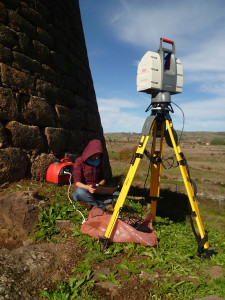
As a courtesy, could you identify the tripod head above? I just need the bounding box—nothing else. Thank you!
[137,38,183,110]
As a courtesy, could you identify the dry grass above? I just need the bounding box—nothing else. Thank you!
[106,133,225,232]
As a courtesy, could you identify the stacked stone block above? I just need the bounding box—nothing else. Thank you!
[0,0,111,183]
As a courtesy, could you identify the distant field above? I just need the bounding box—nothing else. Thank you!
[105,131,225,232]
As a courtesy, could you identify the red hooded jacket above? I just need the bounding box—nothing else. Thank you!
[73,139,105,186]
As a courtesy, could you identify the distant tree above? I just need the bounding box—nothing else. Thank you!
[210,138,225,145]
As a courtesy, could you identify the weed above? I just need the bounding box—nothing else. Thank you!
[39,269,95,299]
[27,180,225,299]
[97,270,120,286]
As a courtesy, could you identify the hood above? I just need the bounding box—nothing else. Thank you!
[81,139,103,162]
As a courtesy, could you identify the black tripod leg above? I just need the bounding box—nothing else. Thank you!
[150,121,165,221]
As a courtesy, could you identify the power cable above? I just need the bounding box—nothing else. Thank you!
[171,101,185,144]
[64,171,86,224]
[160,101,186,169]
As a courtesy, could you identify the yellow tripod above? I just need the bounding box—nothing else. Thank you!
[100,103,213,257]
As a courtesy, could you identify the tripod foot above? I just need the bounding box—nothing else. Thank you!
[200,247,217,259]
[99,236,110,251]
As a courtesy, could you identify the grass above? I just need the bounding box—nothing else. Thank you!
[37,208,225,299]
[28,185,225,299]
[4,140,225,299]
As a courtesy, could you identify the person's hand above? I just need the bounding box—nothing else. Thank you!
[87,185,96,194]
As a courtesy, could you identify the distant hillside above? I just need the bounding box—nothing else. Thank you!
[104,131,225,145]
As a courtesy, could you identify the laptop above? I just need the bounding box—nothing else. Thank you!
[94,184,119,195]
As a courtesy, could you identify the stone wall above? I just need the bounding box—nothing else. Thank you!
[0,0,111,184]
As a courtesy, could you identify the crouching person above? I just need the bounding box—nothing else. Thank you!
[73,139,115,212]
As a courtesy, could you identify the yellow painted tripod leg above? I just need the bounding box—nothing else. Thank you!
[104,133,152,239]
[150,122,165,221]
[166,120,209,249]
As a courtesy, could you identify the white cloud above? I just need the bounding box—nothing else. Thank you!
[97,97,145,132]
[180,98,225,120]
[83,0,225,133]
[108,0,225,96]
[109,0,225,52]
[172,97,225,131]
[97,96,225,133]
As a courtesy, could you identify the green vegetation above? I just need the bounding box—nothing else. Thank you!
[211,138,225,145]
[40,268,95,300]
[5,135,225,299]
[27,186,225,300]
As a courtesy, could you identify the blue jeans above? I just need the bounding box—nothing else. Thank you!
[73,188,119,211]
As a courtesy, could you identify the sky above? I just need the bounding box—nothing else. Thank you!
[79,0,225,133]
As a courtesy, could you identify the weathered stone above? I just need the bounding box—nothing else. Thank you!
[32,40,51,65]
[0,147,28,184]
[6,121,45,151]
[67,50,86,71]
[74,95,87,109]
[61,75,79,94]
[0,191,46,234]
[67,129,85,153]
[0,63,35,90]
[0,44,13,64]
[36,79,62,104]
[0,122,8,148]
[0,191,47,248]
[48,23,67,43]
[35,1,51,23]
[77,69,89,86]
[88,100,100,115]
[0,0,111,185]
[8,10,36,39]
[20,96,56,127]
[55,104,71,128]
[95,282,118,299]
[53,89,79,108]
[41,64,60,86]
[18,32,32,55]
[55,220,75,232]
[55,105,85,130]
[0,87,18,120]
[50,50,68,73]
[36,27,54,49]
[45,127,69,154]
[0,2,8,24]
[0,239,84,299]
[70,109,86,129]
[0,24,18,48]
[19,7,47,30]
[1,0,19,10]
[13,51,41,73]
[30,152,57,181]
[86,112,102,131]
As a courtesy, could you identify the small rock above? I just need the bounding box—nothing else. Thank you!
[139,270,159,281]
[55,220,75,232]
[95,281,118,298]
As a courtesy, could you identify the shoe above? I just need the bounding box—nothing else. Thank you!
[80,201,93,210]
[105,204,114,213]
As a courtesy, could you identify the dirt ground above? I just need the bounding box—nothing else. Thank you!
[0,184,162,300]
[106,139,225,205]
[0,136,224,299]
[0,179,224,299]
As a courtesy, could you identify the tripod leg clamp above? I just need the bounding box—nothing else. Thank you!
[130,153,143,165]
[150,196,160,201]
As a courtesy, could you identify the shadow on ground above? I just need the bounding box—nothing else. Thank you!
[127,186,190,222]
